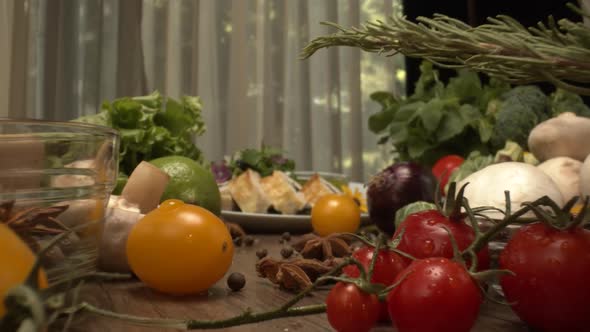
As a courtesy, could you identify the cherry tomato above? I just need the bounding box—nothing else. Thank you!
[499,222,590,332]
[311,194,361,236]
[431,155,464,194]
[387,258,482,332]
[343,245,408,321]
[0,224,47,317]
[393,210,490,270]
[126,199,234,295]
[326,282,380,332]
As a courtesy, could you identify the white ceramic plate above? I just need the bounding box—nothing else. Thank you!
[221,210,371,233]
[221,179,369,233]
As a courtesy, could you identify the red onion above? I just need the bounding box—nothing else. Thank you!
[367,161,437,234]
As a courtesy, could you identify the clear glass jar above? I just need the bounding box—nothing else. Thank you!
[0,119,119,280]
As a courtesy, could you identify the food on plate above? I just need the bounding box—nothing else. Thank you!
[311,194,361,236]
[260,171,307,214]
[528,112,590,162]
[126,199,234,295]
[228,146,295,178]
[300,174,340,206]
[228,169,272,213]
[367,161,437,235]
[221,169,350,215]
[0,223,48,317]
[149,155,221,216]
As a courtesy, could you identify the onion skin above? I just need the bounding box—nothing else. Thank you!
[367,162,437,234]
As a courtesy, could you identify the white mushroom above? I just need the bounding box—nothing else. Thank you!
[537,157,582,203]
[528,112,590,162]
[579,154,590,199]
[457,162,564,219]
[121,161,170,214]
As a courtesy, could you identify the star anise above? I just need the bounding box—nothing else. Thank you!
[225,222,247,239]
[0,200,70,251]
[256,257,336,291]
[291,233,353,261]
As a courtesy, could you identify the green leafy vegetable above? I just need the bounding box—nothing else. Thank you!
[73,91,206,176]
[549,89,590,117]
[490,86,549,149]
[229,146,295,177]
[369,61,509,166]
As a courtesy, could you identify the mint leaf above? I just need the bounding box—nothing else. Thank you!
[437,111,465,142]
[370,91,397,108]
[369,108,396,133]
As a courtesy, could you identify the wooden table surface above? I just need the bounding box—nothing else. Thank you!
[71,234,530,332]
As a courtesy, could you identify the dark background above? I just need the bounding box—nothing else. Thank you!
[402,0,583,95]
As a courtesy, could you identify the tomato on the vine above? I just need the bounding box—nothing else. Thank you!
[499,222,590,332]
[126,199,234,295]
[343,245,408,321]
[311,194,361,236]
[326,282,380,332]
[432,155,464,194]
[393,210,490,270]
[387,257,482,332]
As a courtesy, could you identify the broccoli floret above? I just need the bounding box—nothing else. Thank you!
[491,86,548,149]
[549,89,590,118]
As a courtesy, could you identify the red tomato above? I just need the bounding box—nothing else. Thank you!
[343,246,409,321]
[326,282,380,332]
[387,258,482,332]
[432,155,464,194]
[499,222,590,332]
[393,210,490,270]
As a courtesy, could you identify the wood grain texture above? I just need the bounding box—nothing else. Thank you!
[69,235,529,332]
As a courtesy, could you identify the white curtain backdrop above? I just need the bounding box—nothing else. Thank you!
[2,0,406,182]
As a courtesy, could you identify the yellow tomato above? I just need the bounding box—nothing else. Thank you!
[0,223,47,317]
[311,194,361,236]
[126,199,234,295]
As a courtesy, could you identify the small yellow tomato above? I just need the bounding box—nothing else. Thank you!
[126,199,234,295]
[311,194,361,236]
[0,224,47,317]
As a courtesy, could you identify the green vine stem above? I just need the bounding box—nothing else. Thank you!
[54,258,359,330]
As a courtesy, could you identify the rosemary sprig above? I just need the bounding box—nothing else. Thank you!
[301,3,590,95]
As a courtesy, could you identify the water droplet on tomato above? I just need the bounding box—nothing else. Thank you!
[423,239,434,255]
[427,219,437,226]
[448,276,454,283]
[428,282,437,290]
[539,237,551,246]
[560,241,570,250]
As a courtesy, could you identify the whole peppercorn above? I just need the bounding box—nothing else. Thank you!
[244,236,255,247]
[256,248,268,259]
[227,272,246,291]
[281,232,291,242]
[233,236,243,247]
[280,247,293,259]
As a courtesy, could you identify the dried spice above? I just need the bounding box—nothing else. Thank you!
[227,272,246,291]
[256,257,335,291]
[292,233,353,261]
[0,200,70,251]
[256,248,268,259]
[244,235,255,246]
[280,247,293,259]
[226,222,247,239]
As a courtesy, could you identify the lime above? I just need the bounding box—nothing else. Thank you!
[149,156,221,215]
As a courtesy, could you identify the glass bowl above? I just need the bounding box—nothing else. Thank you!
[0,119,119,277]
